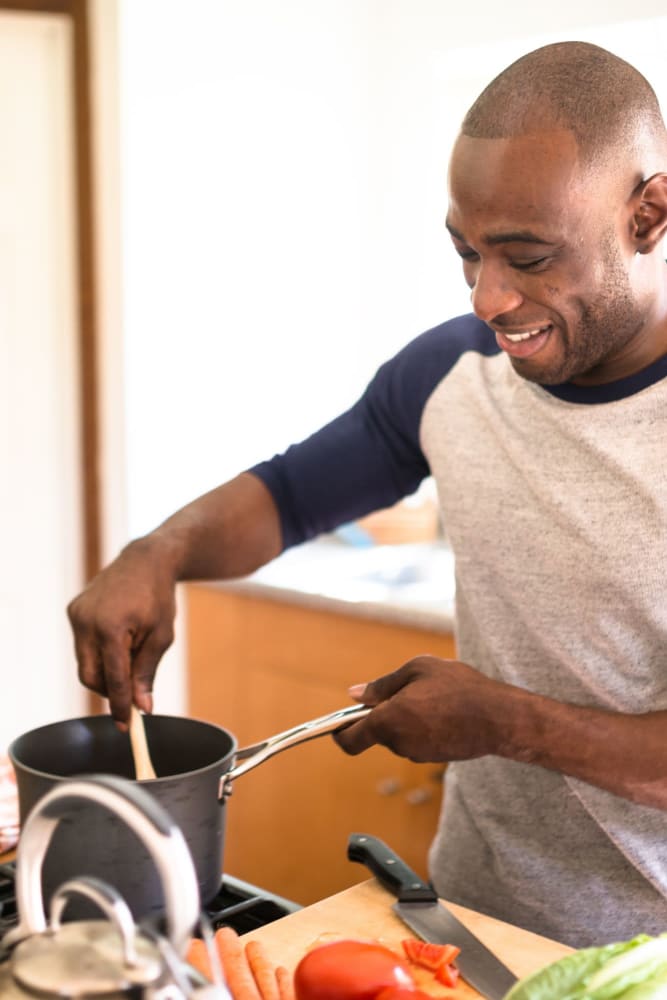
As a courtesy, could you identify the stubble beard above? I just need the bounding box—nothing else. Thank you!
[512,244,643,387]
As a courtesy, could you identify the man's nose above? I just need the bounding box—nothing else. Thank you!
[469,264,523,323]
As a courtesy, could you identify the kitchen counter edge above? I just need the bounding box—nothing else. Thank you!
[188,576,456,634]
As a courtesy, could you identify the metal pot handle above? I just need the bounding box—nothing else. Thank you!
[5,774,200,958]
[220,703,371,799]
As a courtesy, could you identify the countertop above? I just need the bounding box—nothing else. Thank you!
[242,878,571,994]
[202,536,456,633]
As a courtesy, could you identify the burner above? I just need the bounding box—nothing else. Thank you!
[0,863,299,938]
[0,864,17,935]
[203,875,301,934]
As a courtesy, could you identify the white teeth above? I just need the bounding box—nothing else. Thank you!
[504,327,547,343]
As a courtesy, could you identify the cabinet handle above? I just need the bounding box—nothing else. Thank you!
[376,777,401,796]
[405,786,434,806]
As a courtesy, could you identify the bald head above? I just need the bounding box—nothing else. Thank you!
[461,42,667,170]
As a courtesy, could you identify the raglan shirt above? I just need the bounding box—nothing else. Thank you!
[250,313,667,948]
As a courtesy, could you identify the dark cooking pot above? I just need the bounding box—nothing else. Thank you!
[8,706,369,920]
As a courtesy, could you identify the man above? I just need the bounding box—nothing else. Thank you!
[68,41,667,947]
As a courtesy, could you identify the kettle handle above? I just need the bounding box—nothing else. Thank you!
[49,876,140,966]
[6,774,200,957]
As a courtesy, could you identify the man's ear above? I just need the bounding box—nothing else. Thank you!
[633,173,667,254]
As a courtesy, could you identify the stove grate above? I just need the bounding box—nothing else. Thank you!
[0,864,300,938]
[204,874,301,934]
[0,864,17,936]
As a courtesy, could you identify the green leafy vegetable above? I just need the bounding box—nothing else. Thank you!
[504,935,667,1000]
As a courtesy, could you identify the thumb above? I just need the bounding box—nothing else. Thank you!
[348,664,412,706]
[348,682,373,704]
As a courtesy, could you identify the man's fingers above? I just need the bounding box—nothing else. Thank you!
[97,636,135,726]
[336,672,406,754]
[337,659,442,757]
[129,633,170,715]
[134,687,154,716]
[72,616,171,724]
[333,715,377,756]
[351,661,415,706]
[73,632,107,696]
[348,683,372,703]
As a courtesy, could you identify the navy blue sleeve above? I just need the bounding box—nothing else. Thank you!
[250,314,497,549]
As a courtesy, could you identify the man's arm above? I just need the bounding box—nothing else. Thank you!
[335,655,667,810]
[68,472,282,726]
[68,323,465,727]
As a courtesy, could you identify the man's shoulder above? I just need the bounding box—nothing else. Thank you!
[378,314,500,404]
[403,313,500,368]
[369,313,500,414]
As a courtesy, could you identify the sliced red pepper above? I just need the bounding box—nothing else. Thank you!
[401,939,447,970]
[435,945,460,967]
[434,963,460,989]
[400,940,461,972]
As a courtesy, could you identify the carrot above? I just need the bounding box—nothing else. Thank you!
[275,965,295,1000]
[245,939,281,1000]
[186,937,213,982]
[215,926,263,1000]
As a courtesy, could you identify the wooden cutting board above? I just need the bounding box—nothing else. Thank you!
[241,879,573,998]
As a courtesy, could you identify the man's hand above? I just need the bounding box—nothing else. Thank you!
[334,655,510,761]
[335,655,667,812]
[67,473,284,727]
[67,538,177,727]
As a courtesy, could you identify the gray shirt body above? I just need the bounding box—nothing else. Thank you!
[252,313,667,947]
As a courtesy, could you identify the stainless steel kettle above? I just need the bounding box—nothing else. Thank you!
[0,774,230,1000]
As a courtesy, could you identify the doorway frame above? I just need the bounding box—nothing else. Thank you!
[0,0,101,582]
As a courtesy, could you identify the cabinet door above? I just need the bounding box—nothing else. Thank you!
[186,584,455,904]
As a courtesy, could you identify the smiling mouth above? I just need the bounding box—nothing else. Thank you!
[494,323,553,359]
[500,324,551,342]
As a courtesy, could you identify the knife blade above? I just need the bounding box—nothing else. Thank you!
[347,833,517,1000]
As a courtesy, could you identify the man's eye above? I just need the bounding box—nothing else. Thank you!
[512,257,549,271]
[457,249,479,262]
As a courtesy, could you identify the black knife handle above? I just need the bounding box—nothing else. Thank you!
[348,833,439,903]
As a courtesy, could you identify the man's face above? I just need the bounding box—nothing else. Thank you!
[446,130,653,385]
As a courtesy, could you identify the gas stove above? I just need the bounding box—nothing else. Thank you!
[0,862,300,938]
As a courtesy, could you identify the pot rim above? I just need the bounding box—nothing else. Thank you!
[8,713,238,785]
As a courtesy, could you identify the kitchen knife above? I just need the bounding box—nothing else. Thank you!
[347,833,517,1000]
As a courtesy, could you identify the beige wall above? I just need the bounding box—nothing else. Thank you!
[0,11,86,743]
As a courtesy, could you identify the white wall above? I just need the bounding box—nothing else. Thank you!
[118,1,378,536]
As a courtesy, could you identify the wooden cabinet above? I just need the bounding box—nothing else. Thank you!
[185,583,456,905]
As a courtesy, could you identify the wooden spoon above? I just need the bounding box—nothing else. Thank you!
[129,705,157,780]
